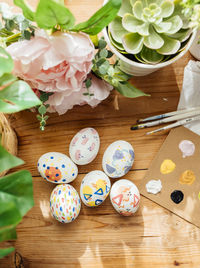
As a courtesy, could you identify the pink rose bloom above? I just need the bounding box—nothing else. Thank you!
[6,29,112,114]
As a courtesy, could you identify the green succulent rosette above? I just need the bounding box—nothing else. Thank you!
[109,0,191,64]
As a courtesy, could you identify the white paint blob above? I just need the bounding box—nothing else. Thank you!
[146,179,162,195]
[178,140,195,158]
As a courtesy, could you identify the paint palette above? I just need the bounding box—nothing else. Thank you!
[139,126,200,228]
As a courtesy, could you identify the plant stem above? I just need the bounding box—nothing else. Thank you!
[6,32,21,42]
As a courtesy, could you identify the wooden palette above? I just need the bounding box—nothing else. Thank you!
[139,126,200,228]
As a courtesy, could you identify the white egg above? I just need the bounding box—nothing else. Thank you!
[50,184,81,223]
[37,152,78,183]
[80,170,111,207]
[102,140,135,178]
[110,179,140,216]
[69,128,100,165]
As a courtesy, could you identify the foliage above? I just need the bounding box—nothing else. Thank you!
[0,31,40,259]
[14,0,122,35]
[92,37,149,98]
[36,92,53,131]
[0,2,35,47]
[0,46,41,113]
[181,0,200,28]
[0,147,34,259]
[109,0,191,64]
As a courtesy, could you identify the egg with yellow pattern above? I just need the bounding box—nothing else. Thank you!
[80,170,111,207]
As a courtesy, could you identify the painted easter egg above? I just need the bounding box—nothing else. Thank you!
[50,184,81,223]
[102,140,135,178]
[110,179,140,216]
[69,128,100,165]
[80,170,111,207]
[37,152,78,183]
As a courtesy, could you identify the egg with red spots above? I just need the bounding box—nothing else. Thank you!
[69,128,100,165]
[50,184,81,223]
[37,152,78,183]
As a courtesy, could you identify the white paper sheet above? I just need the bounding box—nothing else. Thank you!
[178,60,200,135]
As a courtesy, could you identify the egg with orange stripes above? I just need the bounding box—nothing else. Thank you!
[80,170,111,207]
[50,184,81,223]
[37,152,78,183]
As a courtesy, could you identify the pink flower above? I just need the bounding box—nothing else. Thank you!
[6,29,113,114]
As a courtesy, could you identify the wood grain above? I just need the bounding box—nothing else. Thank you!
[1,0,200,267]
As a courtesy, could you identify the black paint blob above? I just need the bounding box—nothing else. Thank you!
[170,190,184,204]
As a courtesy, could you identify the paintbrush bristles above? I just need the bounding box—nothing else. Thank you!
[131,109,200,131]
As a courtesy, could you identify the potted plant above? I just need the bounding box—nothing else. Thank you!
[181,1,200,59]
[103,0,197,76]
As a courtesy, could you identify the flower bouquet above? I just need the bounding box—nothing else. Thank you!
[0,0,148,130]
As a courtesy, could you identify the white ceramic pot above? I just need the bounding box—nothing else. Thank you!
[103,28,197,76]
[189,30,200,60]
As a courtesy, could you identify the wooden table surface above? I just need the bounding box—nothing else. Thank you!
[1,1,200,267]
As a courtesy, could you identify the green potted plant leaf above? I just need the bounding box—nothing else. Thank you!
[103,0,197,76]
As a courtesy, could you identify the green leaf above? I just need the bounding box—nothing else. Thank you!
[85,79,92,88]
[160,0,174,18]
[157,35,181,55]
[140,46,164,64]
[0,145,24,173]
[0,247,15,259]
[96,58,107,67]
[0,47,13,77]
[98,39,107,49]
[0,201,21,242]
[71,0,122,35]
[0,226,17,242]
[0,80,42,113]
[38,105,46,115]
[122,14,142,32]
[118,0,132,17]
[122,32,144,54]
[99,48,108,58]
[99,61,110,75]
[107,50,113,58]
[132,1,143,20]
[115,82,149,98]
[35,0,75,30]
[164,15,183,35]
[0,170,34,217]
[14,0,35,21]
[109,16,127,43]
[0,73,17,86]
[143,26,164,49]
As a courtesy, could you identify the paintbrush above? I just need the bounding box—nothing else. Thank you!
[131,109,200,130]
[146,115,200,135]
[137,107,200,123]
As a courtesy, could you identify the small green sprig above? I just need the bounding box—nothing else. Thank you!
[0,3,35,46]
[83,78,94,98]
[36,92,52,131]
[92,37,148,98]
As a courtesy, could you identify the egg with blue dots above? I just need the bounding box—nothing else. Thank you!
[50,184,81,223]
[69,127,100,165]
[37,152,78,183]
[80,170,111,207]
[102,141,135,178]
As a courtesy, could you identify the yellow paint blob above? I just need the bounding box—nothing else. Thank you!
[198,192,200,201]
[160,159,176,174]
[179,170,196,185]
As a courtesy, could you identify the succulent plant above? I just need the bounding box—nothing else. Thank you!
[109,0,191,64]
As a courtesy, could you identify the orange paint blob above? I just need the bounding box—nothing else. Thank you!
[45,167,62,182]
